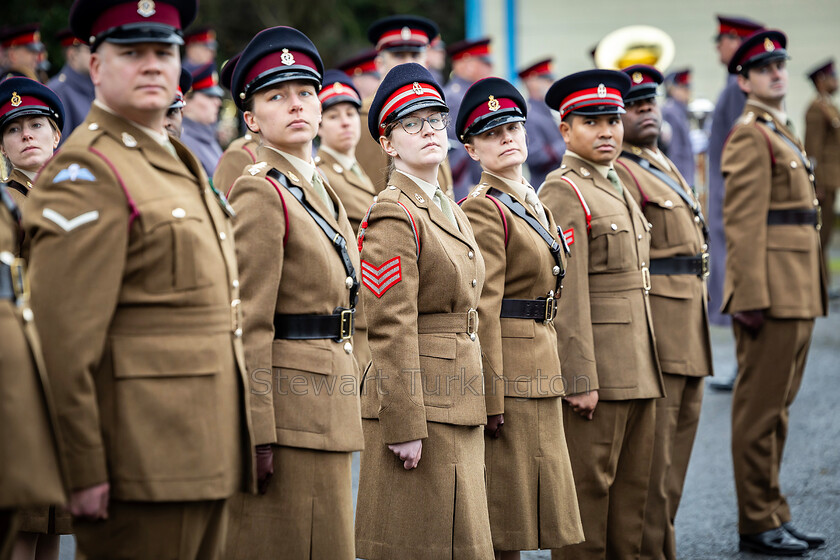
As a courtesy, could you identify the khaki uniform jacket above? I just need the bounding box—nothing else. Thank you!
[213,134,258,195]
[0,191,65,509]
[616,147,713,377]
[721,102,827,318]
[228,147,364,452]
[315,148,376,370]
[460,172,567,416]
[539,154,663,400]
[4,168,33,208]
[359,171,486,444]
[804,95,840,191]
[356,95,455,198]
[24,104,255,501]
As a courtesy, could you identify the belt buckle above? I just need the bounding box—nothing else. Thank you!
[701,252,710,278]
[339,308,355,341]
[467,308,479,337]
[543,290,557,324]
[641,266,652,292]
[11,257,29,304]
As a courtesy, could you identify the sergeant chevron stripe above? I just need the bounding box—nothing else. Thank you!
[361,257,402,298]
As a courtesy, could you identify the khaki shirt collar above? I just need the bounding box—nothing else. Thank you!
[485,171,533,200]
[749,99,788,126]
[319,145,357,172]
[643,147,672,171]
[266,146,316,182]
[93,100,171,147]
[397,170,439,201]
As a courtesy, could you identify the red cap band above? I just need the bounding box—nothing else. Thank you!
[452,43,491,61]
[91,3,180,38]
[719,22,758,38]
[2,31,40,48]
[346,59,377,76]
[319,82,360,105]
[463,97,518,132]
[244,50,319,88]
[559,86,624,119]
[1,94,49,118]
[375,28,430,51]
[192,73,218,91]
[186,30,215,45]
[60,35,85,48]
[739,37,784,67]
[378,82,443,134]
[520,61,551,80]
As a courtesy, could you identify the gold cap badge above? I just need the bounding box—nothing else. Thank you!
[764,37,775,52]
[487,95,500,111]
[412,82,423,95]
[632,72,643,84]
[597,84,607,98]
[281,48,295,66]
[137,0,156,17]
[333,82,344,94]
[401,27,412,41]
[10,92,22,108]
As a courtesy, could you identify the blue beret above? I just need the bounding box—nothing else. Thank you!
[0,77,65,134]
[456,77,526,142]
[367,62,446,141]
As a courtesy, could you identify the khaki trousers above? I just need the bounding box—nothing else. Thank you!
[732,318,814,534]
[818,188,836,284]
[552,399,656,560]
[640,375,704,560]
[73,499,228,560]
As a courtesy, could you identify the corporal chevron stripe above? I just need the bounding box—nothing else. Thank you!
[361,257,402,297]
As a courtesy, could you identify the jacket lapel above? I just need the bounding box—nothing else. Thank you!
[391,172,468,244]
[318,149,377,196]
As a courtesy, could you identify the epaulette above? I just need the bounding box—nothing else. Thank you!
[357,191,420,258]
[458,182,509,247]
[739,111,756,126]
[247,161,269,176]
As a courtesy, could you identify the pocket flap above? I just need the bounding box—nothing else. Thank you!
[112,334,219,378]
[500,317,536,338]
[590,297,631,324]
[590,216,630,237]
[418,333,457,359]
[272,340,334,375]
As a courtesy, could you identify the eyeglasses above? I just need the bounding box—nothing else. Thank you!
[397,112,449,134]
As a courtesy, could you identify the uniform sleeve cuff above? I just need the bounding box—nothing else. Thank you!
[378,406,428,444]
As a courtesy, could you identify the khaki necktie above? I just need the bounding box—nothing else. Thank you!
[607,168,624,195]
[350,162,364,179]
[434,187,458,230]
[524,187,549,228]
[311,171,336,217]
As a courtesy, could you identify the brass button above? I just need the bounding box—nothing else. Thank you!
[172,208,186,218]
[469,333,477,341]
[344,342,353,354]
[468,251,474,259]
[694,216,701,223]
[638,234,643,240]
[388,186,396,190]
[814,199,820,206]
[664,200,674,208]
[219,231,227,240]
[345,276,354,289]
[790,161,798,169]
[471,279,477,287]
[553,265,560,276]
[702,244,709,251]
[234,328,243,338]
[22,308,34,322]
[809,174,815,182]
[610,223,618,231]
[232,279,240,289]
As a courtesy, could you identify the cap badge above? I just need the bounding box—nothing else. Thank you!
[333,82,345,94]
[631,146,642,155]
[137,0,156,18]
[281,49,296,66]
[10,92,21,108]
[632,72,643,84]
[412,82,423,95]
[597,84,607,98]
[122,132,137,147]
[401,27,412,41]
[487,95,500,112]
[764,37,775,52]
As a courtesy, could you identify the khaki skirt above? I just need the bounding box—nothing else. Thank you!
[486,396,584,551]
[355,420,493,560]
[17,506,72,534]
[226,446,354,560]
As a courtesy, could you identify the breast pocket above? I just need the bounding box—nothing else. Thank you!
[645,197,693,248]
[590,216,634,272]
[138,202,214,293]
[418,333,457,408]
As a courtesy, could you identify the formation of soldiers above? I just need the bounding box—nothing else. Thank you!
[0,2,835,559]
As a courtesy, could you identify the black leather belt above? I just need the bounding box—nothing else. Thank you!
[649,253,710,277]
[0,261,14,300]
[767,208,820,228]
[273,308,355,342]
[500,293,557,323]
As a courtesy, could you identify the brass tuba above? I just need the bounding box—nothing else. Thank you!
[594,25,675,71]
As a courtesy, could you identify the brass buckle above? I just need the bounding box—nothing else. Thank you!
[543,290,557,324]
[641,266,652,292]
[11,257,29,304]
[701,252,710,278]
[467,308,479,336]
[339,308,355,341]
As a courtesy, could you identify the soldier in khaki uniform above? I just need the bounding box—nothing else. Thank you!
[613,65,713,560]
[316,70,377,369]
[0,77,70,560]
[223,27,363,560]
[354,63,493,560]
[804,59,840,291]
[0,185,66,560]
[458,77,584,558]
[22,0,255,558]
[355,16,454,198]
[722,30,828,556]
[213,53,258,195]
[538,69,664,560]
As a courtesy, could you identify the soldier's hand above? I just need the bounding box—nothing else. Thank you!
[733,310,765,334]
[564,390,599,420]
[255,444,274,495]
[68,482,110,520]
[485,414,505,438]
[388,439,423,470]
